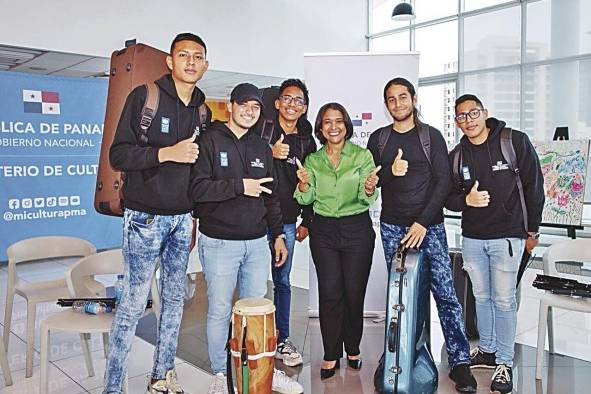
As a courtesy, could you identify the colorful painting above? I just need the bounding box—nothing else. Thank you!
[533,139,590,226]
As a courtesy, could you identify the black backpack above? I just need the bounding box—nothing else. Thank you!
[450,128,528,232]
[376,122,432,166]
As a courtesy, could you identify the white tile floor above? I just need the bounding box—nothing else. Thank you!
[1,248,590,393]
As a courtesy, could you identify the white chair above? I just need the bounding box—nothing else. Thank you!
[0,332,12,386]
[3,236,97,378]
[39,249,159,394]
[535,239,591,379]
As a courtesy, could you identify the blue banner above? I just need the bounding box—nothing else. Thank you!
[0,71,121,260]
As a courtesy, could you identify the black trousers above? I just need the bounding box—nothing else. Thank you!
[310,211,375,361]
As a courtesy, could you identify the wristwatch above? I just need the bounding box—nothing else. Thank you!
[528,232,540,240]
[276,234,286,240]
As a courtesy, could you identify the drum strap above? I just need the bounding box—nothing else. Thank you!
[230,315,277,360]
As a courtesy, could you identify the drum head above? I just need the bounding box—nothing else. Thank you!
[232,297,275,315]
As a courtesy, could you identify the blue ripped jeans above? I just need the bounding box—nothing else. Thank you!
[462,237,525,367]
[381,222,471,368]
[103,209,192,394]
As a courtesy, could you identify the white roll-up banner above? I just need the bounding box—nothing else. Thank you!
[303,52,420,315]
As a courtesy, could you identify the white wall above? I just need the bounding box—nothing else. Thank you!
[0,0,368,77]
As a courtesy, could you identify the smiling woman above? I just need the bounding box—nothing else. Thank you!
[294,102,379,379]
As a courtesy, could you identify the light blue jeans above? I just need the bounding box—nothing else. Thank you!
[462,237,525,367]
[198,233,271,374]
[103,209,192,394]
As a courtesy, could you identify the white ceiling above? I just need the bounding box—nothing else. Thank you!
[0,44,286,99]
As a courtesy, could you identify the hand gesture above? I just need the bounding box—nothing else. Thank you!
[296,225,309,242]
[295,158,309,192]
[243,177,273,197]
[364,165,382,196]
[159,132,199,163]
[274,237,288,267]
[391,149,408,176]
[465,180,490,207]
[401,222,427,249]
[272,134,290,159]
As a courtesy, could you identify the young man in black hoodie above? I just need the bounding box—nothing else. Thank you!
[265,79,316,366]
[106,33,211,394]
[190,83,303,394]
[446,94,544,394]
[367,77,477,393]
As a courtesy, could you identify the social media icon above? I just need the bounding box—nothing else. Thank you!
[34,198,45,208]
[46,197,57,207]
[70,195,81,206]
[8,199,19,209]
[22,198,33,209]
[58,196,69,207]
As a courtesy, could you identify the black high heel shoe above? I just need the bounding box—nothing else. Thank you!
[347,356,362,370]
[320,359,340,380]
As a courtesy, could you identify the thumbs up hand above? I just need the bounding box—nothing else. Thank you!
[272,134,290,159]
[295,158,310,192]
[158,132,199,163]
[465,180,490,207]
[391,148,408,176]
[364,165,382,196]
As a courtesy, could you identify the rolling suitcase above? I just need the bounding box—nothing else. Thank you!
[374,246,438,394]
[450,250,479,340]
[94,43,169,216]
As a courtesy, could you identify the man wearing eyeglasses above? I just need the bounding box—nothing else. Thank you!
[262,79,316,366]
[446,94,544,394]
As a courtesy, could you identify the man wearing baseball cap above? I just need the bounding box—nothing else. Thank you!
[190,83,302,394]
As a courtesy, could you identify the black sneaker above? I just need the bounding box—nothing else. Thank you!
[449,363,477,393]
[470,347,497,369]
[490,364,512,394]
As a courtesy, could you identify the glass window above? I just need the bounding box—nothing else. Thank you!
[526,0,591,62]
[414,0,458,23]
[463,68,521,130]
[418,82,457,148]
[415,21,458,77]
[464,0,515,12]
[463,5,521,71]
[370,31,410,52]
[371,0,412,34]
[523,59,591,141]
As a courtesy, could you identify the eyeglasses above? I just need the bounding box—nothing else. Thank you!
[455,108,484,123]
[279,95,306,107]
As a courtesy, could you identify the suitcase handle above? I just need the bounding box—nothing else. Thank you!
[387,319,398,353]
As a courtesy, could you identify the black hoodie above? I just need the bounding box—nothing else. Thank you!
[263,118,316,227]
[110,74,211,215]
[445,118,545,239]
[189,121,283,240]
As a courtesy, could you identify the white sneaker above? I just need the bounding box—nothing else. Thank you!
[208,373,228,394]
[272,369,304,394]
[147,378,168,393]
[165,369,185,393]
[276,339,304,367]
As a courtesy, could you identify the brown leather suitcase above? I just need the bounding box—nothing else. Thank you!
[94,43,169,216]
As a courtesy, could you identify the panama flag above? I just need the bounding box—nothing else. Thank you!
[22,90,61,115]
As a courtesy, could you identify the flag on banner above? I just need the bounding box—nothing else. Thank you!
[22,89,61,114]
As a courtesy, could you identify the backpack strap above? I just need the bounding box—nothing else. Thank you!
[451,144,465,191]
[195,104,208,136]
[260,119,275,145]
[500,128,529,233]
[417,123,432,166]
[139,82,160,144]
[377,126,391,160]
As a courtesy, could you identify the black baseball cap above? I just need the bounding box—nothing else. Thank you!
[230,83,263,106]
